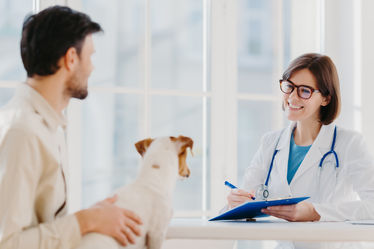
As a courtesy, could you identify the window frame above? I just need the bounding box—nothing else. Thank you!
[0,0,372,217]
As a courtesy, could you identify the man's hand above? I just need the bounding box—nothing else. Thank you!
[75,195,143,246]
[261,201,321,222]
[227,189,255,209]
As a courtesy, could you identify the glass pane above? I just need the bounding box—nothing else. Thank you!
[82,93,141,207]
[0,0,32,81]
[82,0,144,87]
[237,0,291,94]
[151,0,204,91]
[150,95,210,211]
[237,100,284,183]
[283,0,291,69]
[0,88,15,107]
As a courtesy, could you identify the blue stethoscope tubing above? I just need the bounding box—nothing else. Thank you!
[319,126,339,168]
[261,126,339,199]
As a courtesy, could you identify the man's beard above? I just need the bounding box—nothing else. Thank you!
[65,72,88,100]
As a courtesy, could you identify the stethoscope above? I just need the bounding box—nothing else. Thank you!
[256,126,339,200]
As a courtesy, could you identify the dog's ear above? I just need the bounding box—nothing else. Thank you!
[135,138,154,157]
[170,136,194,155]
[170,136,193,177]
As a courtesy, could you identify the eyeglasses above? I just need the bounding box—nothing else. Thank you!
[279,79,320,100]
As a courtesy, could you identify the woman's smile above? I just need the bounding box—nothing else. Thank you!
[287,102,304,111]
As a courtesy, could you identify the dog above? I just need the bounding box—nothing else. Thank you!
[77,135,193,249]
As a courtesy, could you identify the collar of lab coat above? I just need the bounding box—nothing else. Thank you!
[15,83,67,132]
[274,121,336,185]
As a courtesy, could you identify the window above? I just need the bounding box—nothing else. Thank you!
[237,0,290,184]
[77,0,291,218]
[1,0,371,225]
[2,1,374,248]
[0,0,33,104]
[80,0,209,214]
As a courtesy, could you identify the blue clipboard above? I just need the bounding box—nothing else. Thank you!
[209,196,310,221]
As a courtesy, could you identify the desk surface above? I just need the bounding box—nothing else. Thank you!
[166,218,374,242]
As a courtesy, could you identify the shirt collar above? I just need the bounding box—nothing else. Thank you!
[16,83,67,131]
[276,121,335,151]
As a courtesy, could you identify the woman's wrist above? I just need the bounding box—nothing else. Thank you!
[75,209,95,235]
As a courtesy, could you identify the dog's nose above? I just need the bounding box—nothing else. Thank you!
[185,168,190,178]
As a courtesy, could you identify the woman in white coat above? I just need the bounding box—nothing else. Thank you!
[227,53,374,222]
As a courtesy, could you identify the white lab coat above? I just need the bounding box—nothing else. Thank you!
[241,122,374,249]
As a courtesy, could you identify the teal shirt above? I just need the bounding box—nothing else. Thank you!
[287,133,311,184]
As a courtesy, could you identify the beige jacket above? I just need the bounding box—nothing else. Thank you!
[0,84,81,249]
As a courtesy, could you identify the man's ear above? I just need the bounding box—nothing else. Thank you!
[135,138,153,157]
[63,47,79,71]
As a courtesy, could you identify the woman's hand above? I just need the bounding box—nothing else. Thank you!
[75,195,143,246]
[261,201,321,222]
[227,189,255,209]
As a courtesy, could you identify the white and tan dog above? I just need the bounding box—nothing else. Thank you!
[77,136,193,249]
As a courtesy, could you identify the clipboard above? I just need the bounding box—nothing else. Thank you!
[209,196,310,221]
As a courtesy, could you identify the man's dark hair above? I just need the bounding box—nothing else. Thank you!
[20,5,102,77]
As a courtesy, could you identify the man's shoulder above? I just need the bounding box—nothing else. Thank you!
[0,102,45,140]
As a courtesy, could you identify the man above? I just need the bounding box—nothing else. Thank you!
[0,6,142,249]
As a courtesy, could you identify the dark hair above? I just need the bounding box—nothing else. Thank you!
[282,53,341,125]
[20,6,102,77]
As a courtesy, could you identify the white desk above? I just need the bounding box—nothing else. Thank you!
[166,218,374,242]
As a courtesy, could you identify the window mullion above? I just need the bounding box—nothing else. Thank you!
[272,0,285,130]
[209,0,238,215]
[62,0,82,212]
[143,0,151,138]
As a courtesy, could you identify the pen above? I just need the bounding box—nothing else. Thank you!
[224,181,255,200]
